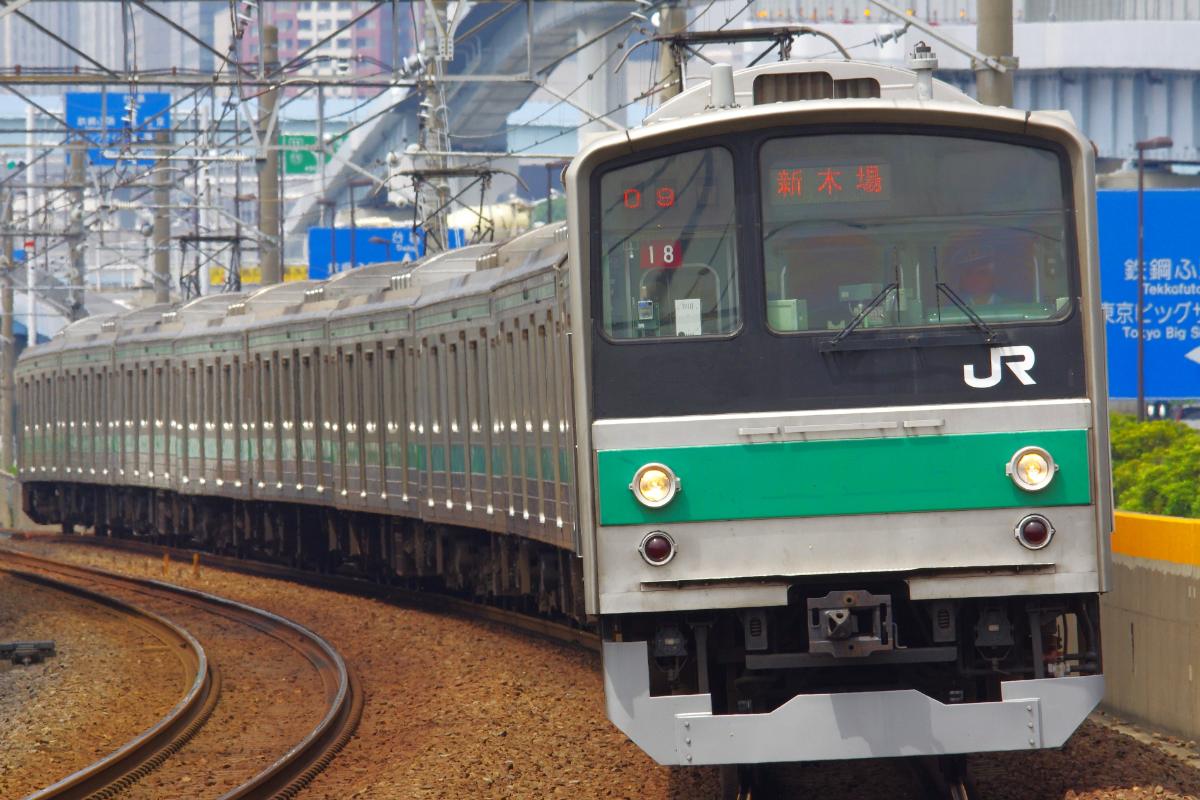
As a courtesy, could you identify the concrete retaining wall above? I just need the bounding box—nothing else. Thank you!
[1102,511,1200,737]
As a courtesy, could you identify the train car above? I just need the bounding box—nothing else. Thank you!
[17,49,1109,797]
[565,55,1109,791]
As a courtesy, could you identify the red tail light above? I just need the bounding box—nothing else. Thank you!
[1015,514,1054,550]
[639,531,676,565]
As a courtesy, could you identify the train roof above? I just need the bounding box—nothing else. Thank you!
[643,59,976,126]
[29,220,569,360]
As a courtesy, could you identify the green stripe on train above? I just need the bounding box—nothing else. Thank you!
[596,429,1092,526]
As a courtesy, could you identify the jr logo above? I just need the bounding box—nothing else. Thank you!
[963,345,1037,389]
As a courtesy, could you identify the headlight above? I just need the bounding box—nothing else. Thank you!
[630,463,679,508]
[1006,446,1056,492]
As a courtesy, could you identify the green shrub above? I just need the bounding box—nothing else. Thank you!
[1109,413,1200,517]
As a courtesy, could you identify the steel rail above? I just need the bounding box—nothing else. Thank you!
[0,561,217,800]
[11,531,601,654]
[0,547,362,800]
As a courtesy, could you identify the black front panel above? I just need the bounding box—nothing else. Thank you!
[591,316,1085,417]
[589,125,1087,419]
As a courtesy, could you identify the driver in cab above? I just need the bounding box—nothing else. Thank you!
[953,244,1003,306]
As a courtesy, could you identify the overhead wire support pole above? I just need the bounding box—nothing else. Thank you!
[67,138,87,320]
[257,24,282,286]
[657,3,687,101]
[1,192,13,474]
[23,103,35,347]
[152,130,172,304]
[975,0,1017,106]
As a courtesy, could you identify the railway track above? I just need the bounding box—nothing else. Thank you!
[7,533,989,800]
[0,547,362,800]
[1,568,216,800]
[7,531,600,654]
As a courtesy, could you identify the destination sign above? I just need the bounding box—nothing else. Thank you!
[764,162,891,205]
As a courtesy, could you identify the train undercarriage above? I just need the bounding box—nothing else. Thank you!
[23,480,587,623]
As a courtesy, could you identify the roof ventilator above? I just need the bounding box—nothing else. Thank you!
[390,273,412,291]
[304,287,325,302]
[476,251,499,271]
[752,71,879,103]
[227,301,247,316]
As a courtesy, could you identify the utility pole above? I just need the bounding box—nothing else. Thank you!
[24,104,36,346]
[1136,136,1174,422]
[67,138,87,320]
[1,195,14,472]
[975,0,1016,106]
[420,2,451,254]
[657,4,687,101]
[152,130,172,304]
[257,24,282,286]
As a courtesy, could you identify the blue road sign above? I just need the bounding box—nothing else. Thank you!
[1098,189,1200,399]
[307,226,467,279]
[64,92,171,166]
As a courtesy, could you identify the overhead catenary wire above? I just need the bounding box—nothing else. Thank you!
[4,0,773,300]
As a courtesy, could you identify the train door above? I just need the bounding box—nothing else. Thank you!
[181,363,194,487]
[240,356,254,491]
[217,359,233,485]
[363,343,384,503]
[335,347,354,500]
[403,340,419,504]
[465,332,487,523]
[515,321,537,534]
[418,339,435,506]
[319,349,337,495]
[446,335,465,514]
[298,349,317,493]
[166,363,179,484]
[66,370,77,475]
[202,361,216,486]
[231,354,245,490]
[93,368,106,480]
[154,363,167,482]
[138,364,151,480]
[382,342,404,507]
[261,354,279,491]
[491,326,514,524]
[279,351,298,493]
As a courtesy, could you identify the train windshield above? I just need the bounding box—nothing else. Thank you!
[597,147,740,340]
[760,134,1072,335]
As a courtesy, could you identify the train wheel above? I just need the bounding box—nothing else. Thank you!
[718,765,755,800]
[911,755,980,800]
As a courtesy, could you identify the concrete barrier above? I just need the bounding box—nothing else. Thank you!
[1102,510,1200,737]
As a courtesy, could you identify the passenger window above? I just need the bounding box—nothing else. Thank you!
[598,147,739,339]
[760,134,1072,333]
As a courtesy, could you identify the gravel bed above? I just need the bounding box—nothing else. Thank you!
[0,571,183,798]
[8,537,1200,800]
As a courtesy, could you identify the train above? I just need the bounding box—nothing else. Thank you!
[18,49,1110,797]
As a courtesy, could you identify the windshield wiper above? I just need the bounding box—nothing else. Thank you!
[828,282,898,346]
[935,282,999,342]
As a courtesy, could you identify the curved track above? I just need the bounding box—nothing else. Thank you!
[19,532,600,654]
[0,548,362,800]
[0,566,216,800]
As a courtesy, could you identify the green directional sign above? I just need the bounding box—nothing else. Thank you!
[280,133,322,175]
